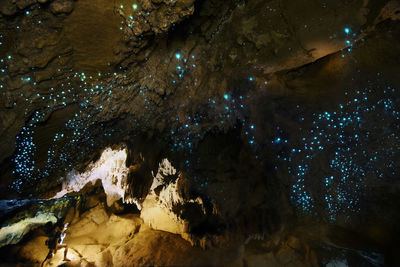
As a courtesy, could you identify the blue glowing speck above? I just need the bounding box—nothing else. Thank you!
[273,137,281,144]
[223,94,229,100]
[344,28,350,34]
[175,53,181,60]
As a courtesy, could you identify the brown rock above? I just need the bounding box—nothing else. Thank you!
[140,0,153,10]
[0,110,16,129]
[309,249,318,267]
[0,1,17,16]
[286,235,302,251]
[16,0,36,10]
[50,0,74,14]
[4,92,14,108]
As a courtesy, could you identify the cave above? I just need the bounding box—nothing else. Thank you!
[0,0,400,266]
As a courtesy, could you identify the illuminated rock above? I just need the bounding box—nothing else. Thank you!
[0,0,400,264]
[141,158,204,240]
[54,147,131,207]
[0,212,57,248]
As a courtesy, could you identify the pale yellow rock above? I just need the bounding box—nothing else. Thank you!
[140,196,188,235]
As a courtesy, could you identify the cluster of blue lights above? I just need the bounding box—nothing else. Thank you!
[9,66,121,191]
[341,27,359,57]
[5,9,397,229]
[11,111,48,191]
[276,83,400,220]
[168,88,258,157]
[12,126,36,190]
[171,53,196,84]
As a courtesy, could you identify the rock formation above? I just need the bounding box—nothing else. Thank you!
[0,0,400,266]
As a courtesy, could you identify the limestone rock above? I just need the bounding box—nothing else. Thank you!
[53,147,131,207]
[140,158,206,242]
[0,212,57,248]
[0,0,399,265]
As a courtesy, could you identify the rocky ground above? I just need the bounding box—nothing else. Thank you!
[0,191,384,267]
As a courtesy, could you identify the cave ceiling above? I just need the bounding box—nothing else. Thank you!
[1,0,400,265]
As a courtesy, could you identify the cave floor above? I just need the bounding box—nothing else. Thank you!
[0,201,383,267]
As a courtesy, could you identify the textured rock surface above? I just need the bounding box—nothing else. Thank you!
[0,0,400,265]
[49,0,74,15]
[0,201,385,266]
[140,158,207,241]
[0,196,78,247]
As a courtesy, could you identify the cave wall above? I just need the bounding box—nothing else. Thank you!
[1,0,400,265]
